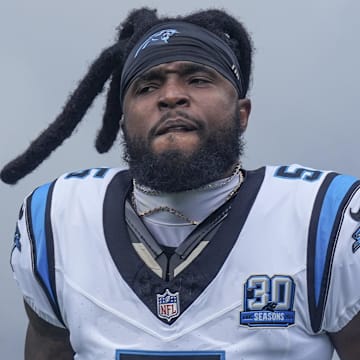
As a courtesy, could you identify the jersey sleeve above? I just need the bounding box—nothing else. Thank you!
[321,181,360,333]
[10,182,65,328]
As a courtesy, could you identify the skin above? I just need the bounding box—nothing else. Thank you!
[24,61,360,359]
[329,312,360,359]
[24,302,73,359]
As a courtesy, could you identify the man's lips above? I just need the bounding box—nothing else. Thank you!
[154,118,199,136]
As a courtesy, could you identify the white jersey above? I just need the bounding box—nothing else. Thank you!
[11,164,360,360]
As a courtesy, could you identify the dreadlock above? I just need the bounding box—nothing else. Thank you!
[0,8,253,184]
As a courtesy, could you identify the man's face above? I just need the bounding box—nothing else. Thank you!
[122,61,250,191]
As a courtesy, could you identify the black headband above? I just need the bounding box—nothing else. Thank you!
[120,21,244,105]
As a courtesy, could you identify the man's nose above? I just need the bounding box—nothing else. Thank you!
[158,82,190,110]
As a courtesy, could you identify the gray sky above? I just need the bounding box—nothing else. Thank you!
[1,1,359,358]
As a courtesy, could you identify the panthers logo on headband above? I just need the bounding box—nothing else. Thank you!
[240,275,296,328]
[134,29,179,58]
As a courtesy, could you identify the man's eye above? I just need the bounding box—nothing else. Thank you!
[136,84,157,94]
[189,77,210,85]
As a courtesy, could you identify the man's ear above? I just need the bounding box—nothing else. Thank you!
[238,98,251,131]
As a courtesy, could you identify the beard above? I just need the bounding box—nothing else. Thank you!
[122,109,245,193]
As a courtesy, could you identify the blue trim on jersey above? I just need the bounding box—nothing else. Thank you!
[30,183,56,303]
[314,174,358,305]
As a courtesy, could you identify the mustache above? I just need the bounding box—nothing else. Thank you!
[149,111,203,138]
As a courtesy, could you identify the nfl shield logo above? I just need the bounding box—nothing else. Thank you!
[157,289,180,321]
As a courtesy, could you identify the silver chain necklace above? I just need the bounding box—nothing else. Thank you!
[131,166,244,225]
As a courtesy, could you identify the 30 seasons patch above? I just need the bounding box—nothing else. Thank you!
[240,275,296,327]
